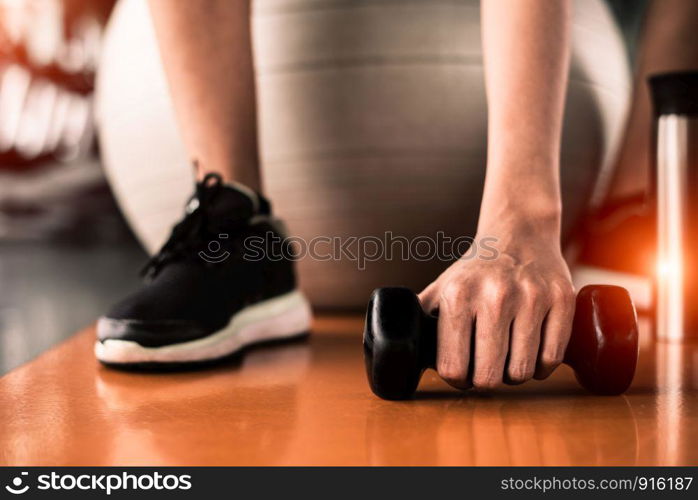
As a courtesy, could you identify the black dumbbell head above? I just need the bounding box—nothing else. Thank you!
[363,287,426,400]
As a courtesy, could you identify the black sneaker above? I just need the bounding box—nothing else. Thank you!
[96,173,312,367]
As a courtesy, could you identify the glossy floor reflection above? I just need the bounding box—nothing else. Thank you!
[0,316,696,465]
[0,241,145,374]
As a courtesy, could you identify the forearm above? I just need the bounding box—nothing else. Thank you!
[420,1,575,389]
[479,0,571,235]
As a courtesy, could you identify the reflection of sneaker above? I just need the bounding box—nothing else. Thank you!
[96,173,312,368]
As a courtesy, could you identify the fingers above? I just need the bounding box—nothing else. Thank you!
[435,282,474,390]
[436,278,516,391]
[417,281,439,315]
[505,299,545,385]
[432,273,574,391]
[534,282,576,380]
[472,282,514,389]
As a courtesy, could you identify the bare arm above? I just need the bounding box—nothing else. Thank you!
[480,0,570,226]
[420,0,575,389]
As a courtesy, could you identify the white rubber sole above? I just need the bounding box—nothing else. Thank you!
[95,290,312,364]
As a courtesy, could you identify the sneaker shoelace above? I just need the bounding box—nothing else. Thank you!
[141,173,235,279]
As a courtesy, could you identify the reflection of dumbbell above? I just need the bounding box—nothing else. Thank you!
[364,285,638,400]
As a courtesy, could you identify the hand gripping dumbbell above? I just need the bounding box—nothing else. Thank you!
[363,285,638,400]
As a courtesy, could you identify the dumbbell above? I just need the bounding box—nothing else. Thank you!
[363,285,638,400]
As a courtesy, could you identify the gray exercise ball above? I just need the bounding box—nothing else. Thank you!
[96,0,630,309]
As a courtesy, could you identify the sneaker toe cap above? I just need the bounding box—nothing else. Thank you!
[97,317,211,347]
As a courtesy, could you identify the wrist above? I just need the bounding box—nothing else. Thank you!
[476,202,562,250]
[482,158,561,218]
[479,188,561,228]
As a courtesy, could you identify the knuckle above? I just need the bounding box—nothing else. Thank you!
[473,369,502,390]
[520,276,542,294]
[550,280,575,305]
[437,361,470,389]
[507,362,535,383]
[483,280,517,314]
[539,350,564,369]
[520,279,548,306]
[440,280,467,308]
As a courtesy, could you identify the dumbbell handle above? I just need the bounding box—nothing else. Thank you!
[364,285,639,398]
[416,308,628,391]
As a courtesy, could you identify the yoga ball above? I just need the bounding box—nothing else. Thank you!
[96,0,630,308]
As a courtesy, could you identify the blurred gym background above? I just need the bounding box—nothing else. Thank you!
[0,0,144,374]
[0,0,648,374]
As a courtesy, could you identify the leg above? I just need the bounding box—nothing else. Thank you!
[97,1,311,367]
[148,0,261,190]
[606,0,698,200]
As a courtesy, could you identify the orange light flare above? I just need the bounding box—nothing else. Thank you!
[655,250,685,342]
[656,257,683,282]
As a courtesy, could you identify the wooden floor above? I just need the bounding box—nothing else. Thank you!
[1,315,696,466]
